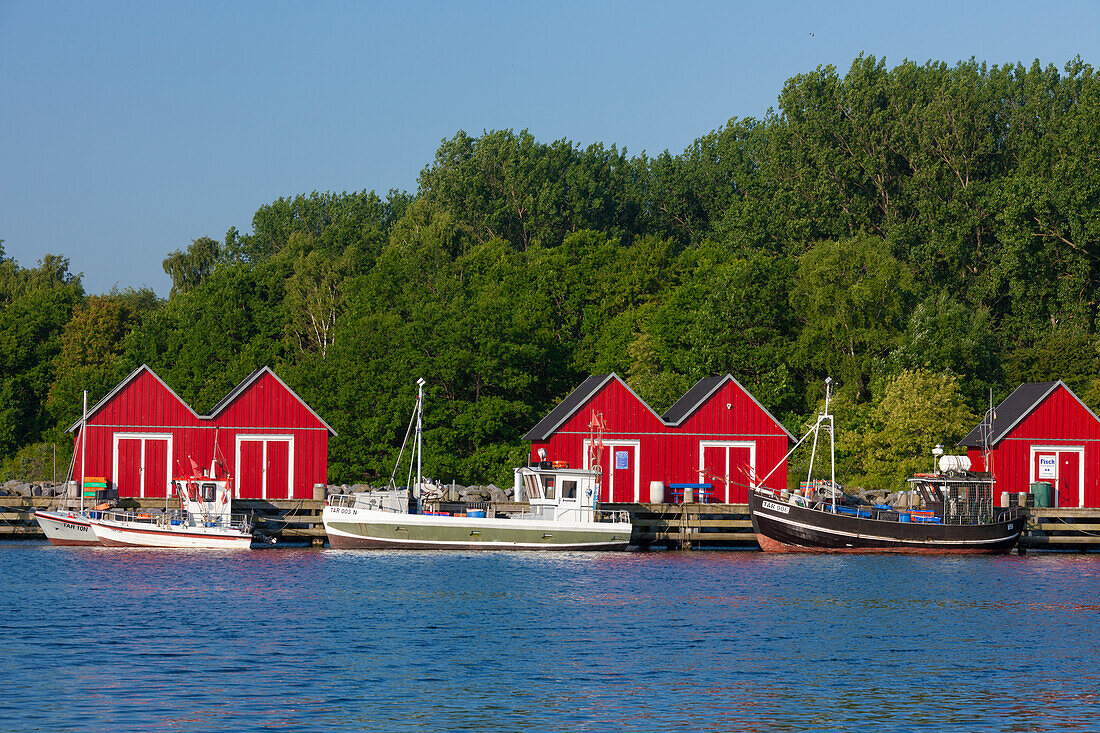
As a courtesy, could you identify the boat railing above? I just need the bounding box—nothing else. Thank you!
[327,492,410,513]
[96,508,250,528]
[98,509,179,524]
[326,494,356,509]
[595,508,631,524]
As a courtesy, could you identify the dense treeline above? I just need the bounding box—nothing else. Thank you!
[4,55,1100,490]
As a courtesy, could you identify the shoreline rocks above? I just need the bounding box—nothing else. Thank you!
[1,480,72,498]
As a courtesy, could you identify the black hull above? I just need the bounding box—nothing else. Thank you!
[749,491,1026,554]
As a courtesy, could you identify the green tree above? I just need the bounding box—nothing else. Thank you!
[0,254,84,458]
[163,236,222,297]
[848,370,978,490]
[46,293,151,427]
[790,234,914,400]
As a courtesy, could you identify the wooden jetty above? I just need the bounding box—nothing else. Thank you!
[5,496,1100,552]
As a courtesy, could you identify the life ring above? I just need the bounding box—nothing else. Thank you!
[93,503,110,511]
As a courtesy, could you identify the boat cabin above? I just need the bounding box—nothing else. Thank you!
[172,477,233,523]
[514,466,600,522]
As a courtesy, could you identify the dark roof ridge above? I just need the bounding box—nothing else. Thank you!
[958,380,1094,448]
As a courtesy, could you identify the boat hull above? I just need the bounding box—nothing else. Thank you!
[323,506,632,551]
[749,491,1026,555]
[89,518,253,549]
[34,511,101,546]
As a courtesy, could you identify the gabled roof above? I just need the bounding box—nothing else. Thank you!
[524,372,795,442]
[67,364,337,436]
[208,365,337,435]
[67,364,200,432]
[662,374,796,441]
[662,376,725,424]
[522,373,663,441]
[959,380,1098,448]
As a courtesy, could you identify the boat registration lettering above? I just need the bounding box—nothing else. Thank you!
[761,500,791,515]
[329,506,358,515]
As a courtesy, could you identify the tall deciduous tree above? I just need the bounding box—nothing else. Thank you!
[790,234,914,400]
[846,370,978,490]
[163,236,222,297]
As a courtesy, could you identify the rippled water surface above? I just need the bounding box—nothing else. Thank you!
[3,546,1100,731]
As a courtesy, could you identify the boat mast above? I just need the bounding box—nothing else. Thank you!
[415,377,425,506]
[825,377,836,513]
[80,390,87,513]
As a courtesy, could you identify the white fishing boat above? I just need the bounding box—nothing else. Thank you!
[34,507,102,546]
[88,468,254,549]
[323,379,633,550]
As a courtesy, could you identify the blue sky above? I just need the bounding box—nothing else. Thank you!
[2,0,1097,296]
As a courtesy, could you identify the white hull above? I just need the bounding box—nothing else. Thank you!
[323,505,632,550]
[90,517,253,549]
[34,511,101,546]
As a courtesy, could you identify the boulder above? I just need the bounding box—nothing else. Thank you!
[460,486,490,502]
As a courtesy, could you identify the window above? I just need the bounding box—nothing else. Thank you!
[524,473,542,500]
[542,476,556,499]
[561,480,577,499]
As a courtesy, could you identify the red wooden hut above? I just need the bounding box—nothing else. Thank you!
[959,381,1100,508]
[523,374,794,503]
[68,365,335,500]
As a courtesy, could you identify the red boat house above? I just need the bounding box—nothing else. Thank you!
[523,374,794,503]
[960,381,1100,508]
[69,365,335,500]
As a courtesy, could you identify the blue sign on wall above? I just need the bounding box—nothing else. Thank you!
[615,450,629,470]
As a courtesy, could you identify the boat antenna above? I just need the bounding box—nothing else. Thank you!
[80,390,87,513]
[990,385,998,477]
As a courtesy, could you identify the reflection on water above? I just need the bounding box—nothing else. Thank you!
[3,546,1100,731]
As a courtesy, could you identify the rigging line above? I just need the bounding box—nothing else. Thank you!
[258,498,305,533]
[756,417,823,489]
[1048,514,1100,538]
[390,394,419,490]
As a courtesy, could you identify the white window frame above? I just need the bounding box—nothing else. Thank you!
[582,439,641,502]
[235,434,295,499]
[111,432,173,499]
[698,440,757,503]
[1029,445,1085,508]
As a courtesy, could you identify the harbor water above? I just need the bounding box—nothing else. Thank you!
[3,546,1100,731]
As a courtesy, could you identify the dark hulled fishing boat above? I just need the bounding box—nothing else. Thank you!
[749,379,1027,554]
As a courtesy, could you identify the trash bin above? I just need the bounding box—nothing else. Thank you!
[649,481,665,504]
[1030,481,1053,508]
